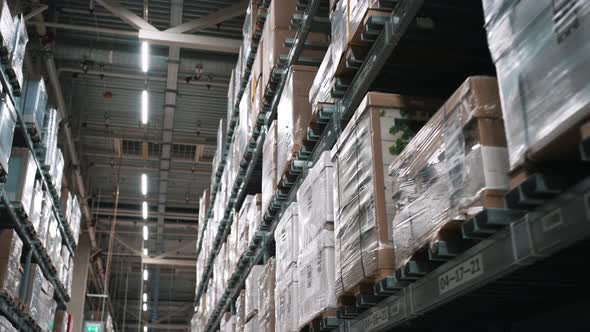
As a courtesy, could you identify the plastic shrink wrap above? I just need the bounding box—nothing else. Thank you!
[0,0,15,55]
[274,265,298,332]
[251,37,264,127]
[70,195,81,245]
[262,121,277,214]
[246,194,262,248]
[51,148,64,194]
[245,264,263,319]
[26,265,56,331]
[309,43,336,107]
[6,147,36,218]
[258,258,275,332]
[237,196,252,257]
[331,92,439,297]
[0,98,16,175]
[237,77,252,163]
[29,179,44,234]
[38,190,51,248]
[276,65,318,177]
[274,202,298,277]
[297,230,336,327]
[40,108,58,171]
[389,76,509,268]
[228,69,235,127]
[241,0,261,74]
[236,290,246,332]
[221,315,236,332]
[21,79,47,136]
[0,316,17,332]
[199,190,210,243]
[212,119,225,187]
[297,151,334,247]
[483,0,590,170]
[228,213,239,277]
[243,316,259,332]
[0,229,23,300]
[7,15,27,92]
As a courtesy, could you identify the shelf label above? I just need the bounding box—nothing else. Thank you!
[438,254,484,294]
[355,300,402,331]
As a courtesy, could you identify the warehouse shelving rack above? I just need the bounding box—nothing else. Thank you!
[0,48,74,329]
[195,0,590,331]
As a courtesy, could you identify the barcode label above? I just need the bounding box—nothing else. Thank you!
[439,254,484,294]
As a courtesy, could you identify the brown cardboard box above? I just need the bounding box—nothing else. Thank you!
[276,65,318,176]
[332,92,440,297]
[251,37,264,127]
[389,77,509,271]
[261,19,330,95]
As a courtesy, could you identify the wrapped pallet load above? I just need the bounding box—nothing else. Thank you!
[0,97,17,176]
[483,0,590,171]
[236,290,246,332]
[389,76,509,268]
[274,203,299,332]
[296,151,336,327]
[276,65,318,177]
[251,36,264,127]
[258,258,275,332]
[6,147,37,218]
[21,79,48,138]
[261,0,329,93]
[332,92,439,297]
[262,121,278,214]
[25,265,57,331]
[245,265,263,323]
[0,229,23,300]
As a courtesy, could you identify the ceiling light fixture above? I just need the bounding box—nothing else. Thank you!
[143,293,147,302]
[143,326,148,332]
[143,248,148,256]
[142,202,148,220]
[142,302,147,312]
[141,90,149,125]
[141,41,149,73]
[141,173,148,196]
[143,269,148,281]
[142,225,149,240]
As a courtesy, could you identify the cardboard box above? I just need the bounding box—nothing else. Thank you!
[0,229,22,300]
[484,0,590,170]
[0,99,16,175]
[236,290,246,331]
[296,151,334,249]
[262,121,277,214]
[251,37,264,128]
[245,265,263,319]
[309,44,336,107]
[6,147,36,218]
[247,194,262,246]
[331,92,440,297]
[244,316,259,332]
[389,77,508,269]
[274,266,298,332]
[274,202,298,277]
[276,65,318,176]
[21,79,47,136]
[258,258,275,332]
[297,230,336,328]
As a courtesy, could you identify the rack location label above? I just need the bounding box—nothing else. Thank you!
[439,254,484,294]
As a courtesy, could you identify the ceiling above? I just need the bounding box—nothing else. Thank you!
[21,0,242,330]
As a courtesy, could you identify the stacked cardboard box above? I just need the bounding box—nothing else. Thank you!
[0,229,23,300]
[212,119,225,187]
[296,152,337,327]
[237,196,251,257]
[220,315,236,332]
[0,0,16,57]
[390,77,509,268]
[483,0,590,170]
[236,290,246,332]
[331,92,439,297]
[244,265,263,325]
[6,14,27,92]
[258,258,275,332]
[262,121,277,214]
[21,79,48,138]
[0,98,16,175]
[276,65,318,177]
[6,147,36,217]
[25,265,57,331]
[274,203,299,332]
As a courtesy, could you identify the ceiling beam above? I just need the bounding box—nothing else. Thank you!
[152,303,193,324]
[114,235,142,255]
[139,29,240,54]
[152,239,196,260]
[95,0,158,31]
[24,5,48,21]
[142,257,195,267]
[165,0,248,34]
